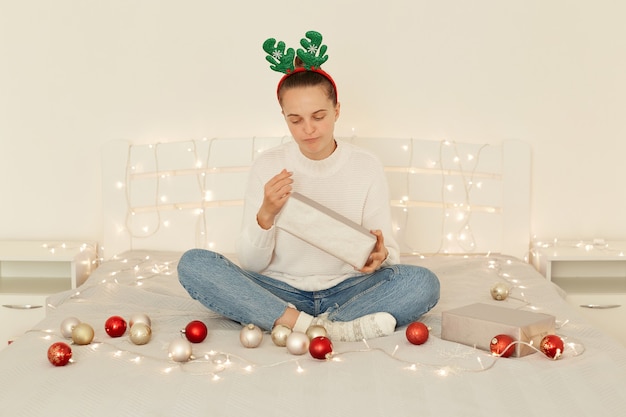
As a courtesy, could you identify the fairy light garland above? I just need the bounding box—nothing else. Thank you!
[33,326,584,380]
[39,241,100,267]
[485,256,576,337]
[388,139,501,256]
[117,137,505,256]
[125,143,161,240]
[531,238,626,258]
[122,137,294,251]
[35,253,584,379]
[437,140,491,254]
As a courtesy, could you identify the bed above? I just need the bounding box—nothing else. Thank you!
[1,137,625,417]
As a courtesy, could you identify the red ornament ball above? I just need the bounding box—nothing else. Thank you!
[184,320,208,343]
[540,334,564,359]
[309,336,333,360]
[490,334,516,358]
[104,315,127,338]
[405,321,429,345]
[47,342,72,366]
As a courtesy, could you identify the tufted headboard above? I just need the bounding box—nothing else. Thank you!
[101,137,530,259]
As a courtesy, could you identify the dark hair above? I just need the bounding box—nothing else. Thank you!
[277,70,338,106]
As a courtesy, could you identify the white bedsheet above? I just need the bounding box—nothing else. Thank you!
[0,251,625,417]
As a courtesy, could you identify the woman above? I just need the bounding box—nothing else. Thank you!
[178,31,439,342]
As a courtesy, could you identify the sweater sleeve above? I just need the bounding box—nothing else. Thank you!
[236,163,277,272]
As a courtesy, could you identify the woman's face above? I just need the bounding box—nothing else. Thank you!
[281,85,340,161]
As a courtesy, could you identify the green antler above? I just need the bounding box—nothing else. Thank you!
[297,30,328,70]
[262,38,296,74]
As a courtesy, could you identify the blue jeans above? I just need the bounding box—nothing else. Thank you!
[177,249,440,331]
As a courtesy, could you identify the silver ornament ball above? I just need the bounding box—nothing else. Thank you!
[129,313,151,328]
[286,331,310,355]
[240,324,264,348]
[168,338,193,362]
[60,317,81,338]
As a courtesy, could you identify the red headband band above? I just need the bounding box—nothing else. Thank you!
[276,67,338,101]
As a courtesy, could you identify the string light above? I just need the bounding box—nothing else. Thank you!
[379,139,502,255]
[119,137,295,252]
[116,137,505,257]
[530,238,626,258]
[31,253,585,382]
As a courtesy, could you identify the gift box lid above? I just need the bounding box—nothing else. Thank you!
[275,192,376,268]
[443,303,555,327]
[281,192,375,235]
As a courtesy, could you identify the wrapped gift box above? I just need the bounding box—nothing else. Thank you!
[275,192,376,269]
[441,303,556,357]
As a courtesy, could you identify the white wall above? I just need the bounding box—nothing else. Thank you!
[1,0,625,245]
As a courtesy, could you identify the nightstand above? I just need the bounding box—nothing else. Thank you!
[0,241,98,348]
[531,240,626,346]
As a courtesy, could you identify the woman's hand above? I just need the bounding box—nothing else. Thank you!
[256,169,293,229]
[358,229,389,274]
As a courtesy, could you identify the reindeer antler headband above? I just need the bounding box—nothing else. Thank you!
[263,30,337,100]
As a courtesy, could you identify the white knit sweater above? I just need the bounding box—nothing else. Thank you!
[237,140,399,291]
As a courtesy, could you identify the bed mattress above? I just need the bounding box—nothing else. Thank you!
[0,251,625,416]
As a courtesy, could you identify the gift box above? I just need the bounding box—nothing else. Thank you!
[275,192,376,269]
[441,303,556,357]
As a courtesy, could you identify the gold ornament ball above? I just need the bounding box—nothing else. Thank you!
[129,322,152,345]
[490,282,510,301]
[71,323,95,345]
[271,324,292,347]
[306,324,328,340]
[60,317,81,338]
[286,331,310,355]
[168,339,193,362]
[240,324,264,348]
